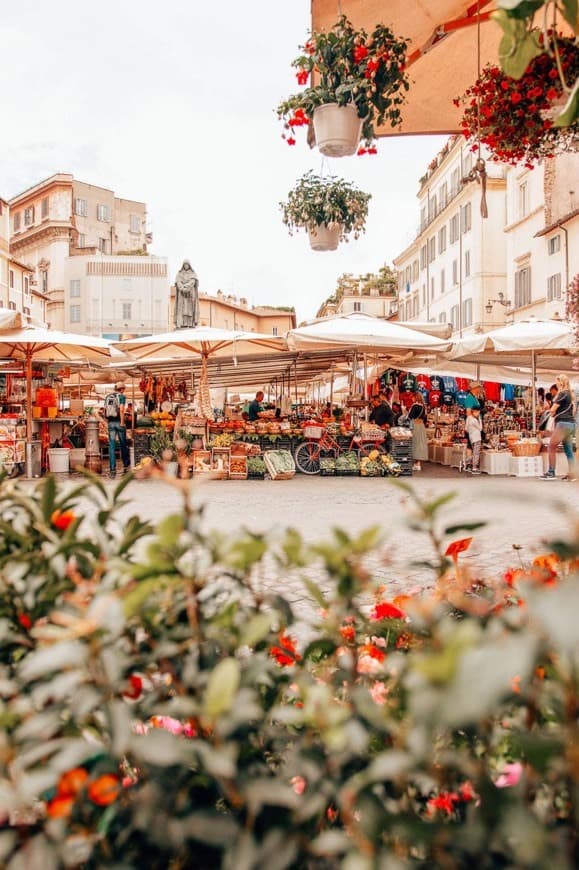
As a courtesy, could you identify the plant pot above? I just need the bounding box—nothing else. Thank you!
[308,224,341,252]
[313,103,362,157]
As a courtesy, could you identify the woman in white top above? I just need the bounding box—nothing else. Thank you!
[465,407,483,474]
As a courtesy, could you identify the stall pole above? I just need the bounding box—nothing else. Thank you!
[24,349,34,478]
[329,367,334,409]
[363,353,368,420]
[531,350,537,432]
[294,361,298,407]
[130,377,136,468]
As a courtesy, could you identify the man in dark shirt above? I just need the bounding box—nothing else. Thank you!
[248,391,264,422]
[369,394,395,428]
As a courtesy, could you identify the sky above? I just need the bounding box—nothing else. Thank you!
[0,0,447,323]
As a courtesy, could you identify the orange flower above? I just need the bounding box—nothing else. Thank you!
[51,509,76,531]
[87,774,121,806]
[511,674,521,694]
[532,553,561,572]
[269,632,301,667]
[46,794,75,818]
[444,537,473,561]
[57,767,89,797]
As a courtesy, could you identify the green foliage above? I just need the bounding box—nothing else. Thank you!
[1,477,579,868]
[148,425,176,461]
[280,172,371,241]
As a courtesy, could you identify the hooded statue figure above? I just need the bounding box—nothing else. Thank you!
[174,260,200,329]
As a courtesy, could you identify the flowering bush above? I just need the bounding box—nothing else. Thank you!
[277,14,409,149]
[566,273,579,342]
[280,171,371,241]
[2,475,579,867]
[456,38,579,166]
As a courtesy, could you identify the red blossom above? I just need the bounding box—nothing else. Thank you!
[270,632,301,666]
[18,613,32,630]
[287,137,296,146]
[339,624,356,643]
[296,69,309,85]
[357,147,367,155]
[427,792,458,815]
[51,509,76,531]
[370,601,406,621]
[353,45,369,63]
[445,537,473,561]
[122,674,144,700]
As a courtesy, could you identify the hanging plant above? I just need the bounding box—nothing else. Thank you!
[280,172,371,246]
[565,274,579,343]
[456,38,579,167]
[276,14,409,152]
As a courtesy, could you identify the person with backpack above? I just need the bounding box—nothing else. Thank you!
[104,381,130,479]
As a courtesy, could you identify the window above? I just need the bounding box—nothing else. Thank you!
[24,276,29,295]
[439,182,448,211]
[428,236,436,264]
[429,196,437,220]
[547,273,562,301]
[440,268,445,293]
[518,181,528,218]
[98,237,109,253]
[77,233,86,248]
[272,326,278,336]
[74,197,88,216]
[70,304,81,323]
[405,265,412,285]
[398,272,405,292]
[41,197,49,219]
[461,202,472,234]
[422,284,426,306]
[438,225,447,254]
[70,279,81,298]
[8,301,16,311]
[130,214,141,234]
[412,259,419,281]
[430,276,435,299]
[464,250,471,278]
[548,234,561,255]
[450,304,460,328]
[23,206,35,226]
[449,213,459,243]
[13,212,20,232]
[463,152,472,176]
[462,298,473,327]
[41,271,48,293]
[420,244,427,270]
[353,301,362,312]
[450,166,460,196]
[97,204,110,222]
[413,295,419,317]
[420,206,427,231]
[514,266,532,308]
[122,302,132,320]
[439,311,447,323]
[9,269,14,289]
[452,259,458,285]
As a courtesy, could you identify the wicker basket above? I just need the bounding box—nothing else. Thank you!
[511,440,542,457]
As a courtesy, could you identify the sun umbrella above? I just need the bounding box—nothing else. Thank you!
[0,327,112,475]
[287,313,451,353]
[449,318,578,428]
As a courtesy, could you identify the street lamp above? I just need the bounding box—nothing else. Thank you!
[485,292,511,315]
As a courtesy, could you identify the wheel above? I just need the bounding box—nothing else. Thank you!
[359,442,386,458]
[294,441,321,474]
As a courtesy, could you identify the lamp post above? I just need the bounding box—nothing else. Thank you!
[485,292,511,315]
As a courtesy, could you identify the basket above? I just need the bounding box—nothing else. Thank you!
[303,424,325,440]
[511,440,542,457]
[263,451,296,480]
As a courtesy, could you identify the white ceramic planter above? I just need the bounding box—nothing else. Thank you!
[308,224,341,252]
[313,103,362,157]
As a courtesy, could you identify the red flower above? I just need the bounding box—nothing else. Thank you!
[57,767,89,797]
[445,537,473,561]
[122,674,144,700]
[18,613,32,630]
[353,45,369,63]
[427,792,458,815]
[304,39,315,55]
[51,509,76,531]
[287,137,296,146]
[370,601,405,621]
[296,69,309,85]
[357,147,367,156]
[546,87,559,101]
[366,57,380,75]
[511,92,522,104]
[549,67,560,79]
[339,624,356,643]
[367,146,378,155]
[270,632,301,666]
[87,774,121,806]
[46,794,75,818]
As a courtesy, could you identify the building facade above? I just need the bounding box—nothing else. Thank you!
[317,287,397,319]
[393,137,508,336]
[0,196,46,320]
[8,174,157,331]
[169,288,296,334]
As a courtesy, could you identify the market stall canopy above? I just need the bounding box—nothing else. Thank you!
[311,0,500,136]
[449,318,577,358]
[114,326,286,361]
[287,313,451,353]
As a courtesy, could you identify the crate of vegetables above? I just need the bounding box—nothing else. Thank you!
[229,456,248,480]
[247,456,266,479]
[263,450,296,480]
[335,450,360,476]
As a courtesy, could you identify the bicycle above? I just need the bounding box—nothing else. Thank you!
[294,424,387,475]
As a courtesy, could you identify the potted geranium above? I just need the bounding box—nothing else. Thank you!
[456,38,579,167]
[277,15,409,157]
[280,171,371,251]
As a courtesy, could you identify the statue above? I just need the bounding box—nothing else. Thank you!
[174,260,200,329]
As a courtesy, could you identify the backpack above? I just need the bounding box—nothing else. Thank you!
[104,392,120,419]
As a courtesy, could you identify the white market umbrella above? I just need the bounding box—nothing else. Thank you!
[449,318,578,429]
[287,313,451,353]
[0,327,112,475]
[115,327,287,419]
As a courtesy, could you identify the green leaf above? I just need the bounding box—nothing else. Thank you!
[498,0,545,17]
[501,30,542,78]
[157,514,185,548]
[561,0,579,32]
[303,577,327,608]
[444,522,486,535]
[423,492,456,516]
[239,613,272,647]
[554,76,579,127]
[303,638,337,662]
[40,475,57,522]
[203,657,241,717]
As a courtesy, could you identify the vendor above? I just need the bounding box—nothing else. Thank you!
[247,390,264,422]
[369,393,395,428]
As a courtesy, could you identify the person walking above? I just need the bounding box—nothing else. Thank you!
[408,392,428,472]
[104,381,130,479]
[465,407,483,474]
[541,373,576,480]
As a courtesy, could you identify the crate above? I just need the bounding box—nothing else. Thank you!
[133,431,152,463]
[247,471,265,480]
[509,456,543,477]
[480,451,511,476]
[335,469,360,476]
[228,456,248,480]
[263,450,296,480]
[320,451,337,476]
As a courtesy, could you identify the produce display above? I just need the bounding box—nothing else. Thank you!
[320,456,336,474]
[360,457,382,476]
[335,451,360,474]
[263,450,296,480]
[247,456,266,474]
[209,433,235,448]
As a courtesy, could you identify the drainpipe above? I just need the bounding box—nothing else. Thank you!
[562,223,569,292]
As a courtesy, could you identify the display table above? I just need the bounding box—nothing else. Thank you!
[509,456,543,477]
[481,451,511,476]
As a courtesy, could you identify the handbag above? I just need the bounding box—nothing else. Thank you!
[537,410,551,432]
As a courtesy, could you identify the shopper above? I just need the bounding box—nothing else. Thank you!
[408,392,428,472]
[369,394,395,428]
[247,391,264,422]
[465,407,483,474]
[542,373,576,480]
[104,381,130,479]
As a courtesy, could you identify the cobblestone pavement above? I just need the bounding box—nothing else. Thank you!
[99,465,579,611]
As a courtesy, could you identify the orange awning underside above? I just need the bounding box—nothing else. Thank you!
[311,0,501,136]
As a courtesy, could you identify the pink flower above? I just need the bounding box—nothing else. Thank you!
[369,681,388,705]
[291,776,306,794]
[495,762,523,789]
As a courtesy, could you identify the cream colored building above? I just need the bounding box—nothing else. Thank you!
[317,287,397,319]
[393,137,508,336]
[0,196,45,320]
[169,288,296,335]
[8,174,152,330]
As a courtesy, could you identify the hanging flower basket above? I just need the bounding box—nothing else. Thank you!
[277,15,409,153]
[312,103,363,158]
[280,171,371,251]
[456,38,579,167]
[307,224,341,252]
